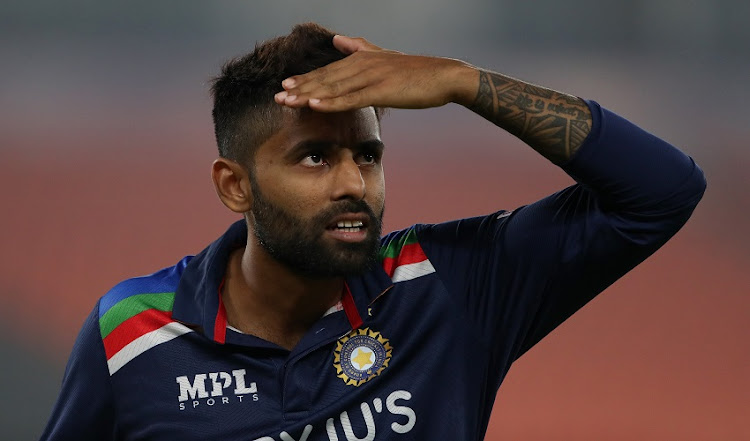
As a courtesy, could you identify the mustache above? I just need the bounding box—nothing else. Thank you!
[314,200,380,225]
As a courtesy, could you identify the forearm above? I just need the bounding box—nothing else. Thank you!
[453,67,592,165]
[450,65,705,215]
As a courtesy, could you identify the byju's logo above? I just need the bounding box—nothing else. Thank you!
[176,369,259,410]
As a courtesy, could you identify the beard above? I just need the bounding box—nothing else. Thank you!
[248,174,383,278]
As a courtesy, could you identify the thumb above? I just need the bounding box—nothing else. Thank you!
[332,35,380,54]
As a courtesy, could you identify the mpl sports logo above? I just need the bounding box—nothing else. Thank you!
[176,368,259,411]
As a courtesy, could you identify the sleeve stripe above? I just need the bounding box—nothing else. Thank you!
[99,292,175,339]
[98,257,189,317]
[379,228,419,259]
[382,242,428,277]
[107,321,193,375]
[392,260,436,283]
[103,308,174,359]
[380,227,436,282]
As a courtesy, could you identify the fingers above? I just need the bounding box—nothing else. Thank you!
[278,53,357,97]
[273,37,395,111]
[273,90,365,112]
[332,35,381,54]
[274,69,377,109]
[275,51,385,109]
[307,89,372,113]
[274,36,386,109]
[281,55,352,92]
[281,36,382,89]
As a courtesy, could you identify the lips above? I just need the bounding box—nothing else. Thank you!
[323,213,371,243]
[326,214,370,232]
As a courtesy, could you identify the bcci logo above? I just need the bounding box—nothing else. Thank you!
[333,328,392,386]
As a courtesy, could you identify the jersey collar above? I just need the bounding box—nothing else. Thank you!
[172,220,393,344]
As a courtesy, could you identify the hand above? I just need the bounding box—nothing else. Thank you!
[274,35,477,112]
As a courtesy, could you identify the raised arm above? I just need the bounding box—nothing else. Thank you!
[467,71,591,165]
[277,34,706,361]
[275,34,592,165]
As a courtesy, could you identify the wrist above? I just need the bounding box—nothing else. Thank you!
[443,60,480,107]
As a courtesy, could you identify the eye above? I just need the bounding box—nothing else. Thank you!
[356,152,378,166]
[300,153,327,167]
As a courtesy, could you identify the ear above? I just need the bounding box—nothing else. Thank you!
[211,158,252,213]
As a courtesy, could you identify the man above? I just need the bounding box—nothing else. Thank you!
[41,23,705,441]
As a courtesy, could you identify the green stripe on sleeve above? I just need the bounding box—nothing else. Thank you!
[99,292,176,338]
[379,228,418,260]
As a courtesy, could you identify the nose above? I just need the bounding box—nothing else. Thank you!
[330,156,366,201]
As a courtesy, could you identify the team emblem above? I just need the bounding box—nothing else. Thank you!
[333,328,392,386]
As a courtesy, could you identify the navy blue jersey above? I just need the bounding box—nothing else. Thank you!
[41,102,705,441]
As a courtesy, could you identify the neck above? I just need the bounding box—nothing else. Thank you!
[221,234,345,349]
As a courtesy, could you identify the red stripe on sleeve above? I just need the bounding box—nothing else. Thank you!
[102,309,173,359]
[382,242,428,277]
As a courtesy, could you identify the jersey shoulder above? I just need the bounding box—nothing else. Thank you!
[379,225,435,283]
[97,255,194,375]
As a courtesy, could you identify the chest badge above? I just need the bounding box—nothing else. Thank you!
[333,328,392,386]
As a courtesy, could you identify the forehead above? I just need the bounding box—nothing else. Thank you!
[263,107,381,154]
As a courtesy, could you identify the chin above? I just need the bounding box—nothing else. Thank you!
[297,248,379,279]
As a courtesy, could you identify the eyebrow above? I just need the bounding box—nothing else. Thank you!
[286,139,385,158]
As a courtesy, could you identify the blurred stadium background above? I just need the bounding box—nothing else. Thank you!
[1,1,748,439]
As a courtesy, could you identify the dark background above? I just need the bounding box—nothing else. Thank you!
[2,1,748,439]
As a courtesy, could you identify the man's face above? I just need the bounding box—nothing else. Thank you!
[248,107,385,278]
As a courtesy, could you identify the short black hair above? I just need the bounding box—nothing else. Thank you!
[211,23,375,166]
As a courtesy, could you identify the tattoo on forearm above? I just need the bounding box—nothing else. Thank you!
[469,70,592,164]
